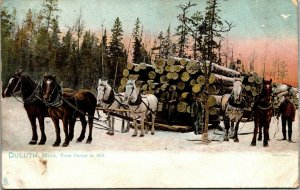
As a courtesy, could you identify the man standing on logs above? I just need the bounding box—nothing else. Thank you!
[191,96,204,135]
[277,94,296,142]
[162,86,178,125]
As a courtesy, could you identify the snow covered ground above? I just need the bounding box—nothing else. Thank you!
[1,97,299,188]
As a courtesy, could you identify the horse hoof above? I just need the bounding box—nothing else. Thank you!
[38,141,46,145]
[250,142,256,146]
[106,131,110,135]
[263,142,269,147]
[145,131,149,134]
[258,138,262,141]
[223,138,229,141]
[234,139,239,143]
[29,140,37,145]
[86,140,92,144]
[132,134,137,137]
[139,134,144,137]
[62,143,69,147]
[109,133,114,136]
[53,142,60,147]
[151,132,155,135]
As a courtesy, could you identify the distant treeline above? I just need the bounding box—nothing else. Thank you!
[2,0,237,91]
[1,0,153,91]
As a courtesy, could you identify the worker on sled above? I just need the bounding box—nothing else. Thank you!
[277,94,296,142]
[191,96,204,135]
[161,85,178,125]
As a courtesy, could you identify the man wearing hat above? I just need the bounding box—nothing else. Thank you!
[161,85,178,125]
[277,94,296,142]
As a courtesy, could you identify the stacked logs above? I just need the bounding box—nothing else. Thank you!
[119,57,241,126]
[240,72,264,112]
[272,83,298,109]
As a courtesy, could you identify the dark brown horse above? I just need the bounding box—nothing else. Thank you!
[251,79,273,147]
[42,75,97,147]
[2,69,50,145]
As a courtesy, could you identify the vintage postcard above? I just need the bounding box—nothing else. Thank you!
[1,0,299,188]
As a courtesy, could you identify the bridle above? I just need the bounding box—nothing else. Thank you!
[9,76,22,96]
[256,82,273,110]
[42,79,63,107]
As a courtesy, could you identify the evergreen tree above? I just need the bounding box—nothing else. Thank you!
[161,24,172,58]
[1,8,16,82]
[108,17,126,87]
[175,1,196,57]
[132,17,142,63]
[109,17,124,58]
[41,0,60,32]
[49,18,61,71]
[157,31,164,58]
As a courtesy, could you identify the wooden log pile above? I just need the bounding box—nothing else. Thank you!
[119,57,241,128]
[240,72,264,112]
[272,83,298,109]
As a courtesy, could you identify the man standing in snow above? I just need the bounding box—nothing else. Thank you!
[277,94,296,142]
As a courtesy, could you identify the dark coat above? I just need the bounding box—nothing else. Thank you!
[278,100,296,121]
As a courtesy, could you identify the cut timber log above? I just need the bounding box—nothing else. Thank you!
[210,63,241,77]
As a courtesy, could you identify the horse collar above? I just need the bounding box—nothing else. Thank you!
[257,101,273,110]
[228,94,245,108]
[102,89,115,105]
[44,83,63,107]
[129,93,142,106]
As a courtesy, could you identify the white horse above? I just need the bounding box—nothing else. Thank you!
[124,79,158,137]
[221,80,245,142]
[97,79,130,135]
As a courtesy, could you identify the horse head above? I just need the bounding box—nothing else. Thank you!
[125,79,137,101]
[42,74,60,102]
[261,78,272,102]
[97,79,111,103]
[2,68,24,98]
[232,80,243,103]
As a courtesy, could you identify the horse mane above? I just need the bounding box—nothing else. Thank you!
[21,74,37,90]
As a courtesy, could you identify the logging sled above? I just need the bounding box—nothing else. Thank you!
[2,57,298,147]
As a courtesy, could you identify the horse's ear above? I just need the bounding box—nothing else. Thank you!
[98,79,102,84]
[44,72,48,77]
[15,67,24,75]
[270,79,272,83]
[60,81,63,87]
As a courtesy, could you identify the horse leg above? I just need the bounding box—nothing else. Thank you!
[109,116,114,136]
[38,116,46,145]
[28,116,38,145]
[52,118,61,147]
[151,113,156,135]
[106,114,111,135]
[121,112,125,133]
[234,121,240,142]
[229,120,235,139]
[263,124,269,147]
[145,115,149,134]
[86,110,95,143]
[258,125,262,141]
[223,117,230,141]
[251,120,259,146]
[77,115,87,142]
[140,113,145,137]
[69,118,76,141]
[132,111,137,137]
[125,112,130,133]
[62,118,70,147]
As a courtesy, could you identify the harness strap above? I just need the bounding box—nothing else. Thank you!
[257,102,273,110]
[62,97,100,121]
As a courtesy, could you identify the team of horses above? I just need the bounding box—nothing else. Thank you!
[3,68,273,147]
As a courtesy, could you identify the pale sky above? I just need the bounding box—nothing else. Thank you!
[2,0,298,39]
[2,0,299,85]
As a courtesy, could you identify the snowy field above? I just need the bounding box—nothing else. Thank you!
[1,97,299,188]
